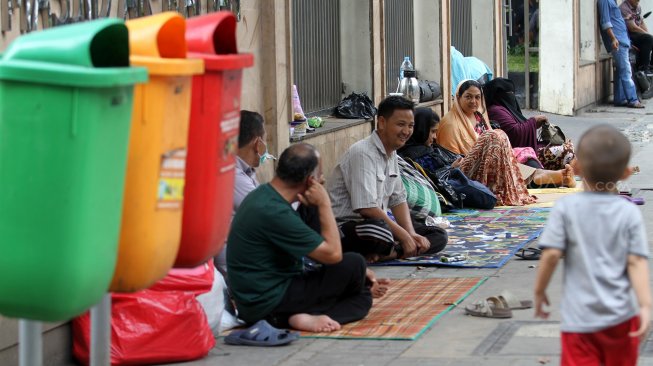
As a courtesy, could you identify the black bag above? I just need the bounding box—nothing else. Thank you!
[538,122,566,146]
[418,80,442,103]
[445,168,497,209]
[430,144,462,167]
[334,92,377,119]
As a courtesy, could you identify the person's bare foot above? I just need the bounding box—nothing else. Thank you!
[371,278,391,298]
[532,169,560,186]
[562,164,576,188]
[288,314,341,333]
[532,165,575,187]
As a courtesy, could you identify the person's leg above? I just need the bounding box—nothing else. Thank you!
[458,130,536,206]
[339,219,395,259]
[267,253,372,331]
[614,45,640,105]
[530,165,576,188]
[630,32,653,72]
[412,221,448,254]
[319,253,373,324]
[560,331,601,366]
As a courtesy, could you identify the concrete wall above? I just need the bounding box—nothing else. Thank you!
[414,0,441,83]
[540,0,575,115]
[470,0,496,72]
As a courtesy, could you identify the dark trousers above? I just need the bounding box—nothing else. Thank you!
[267,253,372,327]
[340,218,448,257]
[630,32,653,71]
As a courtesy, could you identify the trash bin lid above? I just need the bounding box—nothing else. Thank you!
[0,19,147,86]
[185,12,253,71]
[126,12,204,76]
[0,60,147,87]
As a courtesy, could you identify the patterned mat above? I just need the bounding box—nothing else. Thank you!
[373,207,551,268]
[302,277,486,340]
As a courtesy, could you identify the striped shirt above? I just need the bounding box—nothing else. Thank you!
[328,131,407,222]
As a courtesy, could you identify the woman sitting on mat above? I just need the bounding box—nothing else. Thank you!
[398,107,496,209]
[436,80,575,206]
[484,77,575,171]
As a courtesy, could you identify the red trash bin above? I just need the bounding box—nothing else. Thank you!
[175,11,254,267]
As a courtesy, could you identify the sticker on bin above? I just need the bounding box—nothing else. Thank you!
[221,112,239,133]
[158,149,186,209]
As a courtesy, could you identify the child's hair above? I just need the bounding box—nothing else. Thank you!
[577,124,631,185]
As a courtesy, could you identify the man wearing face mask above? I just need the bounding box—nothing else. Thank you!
[216,110,274,274]
[233,110,274,212]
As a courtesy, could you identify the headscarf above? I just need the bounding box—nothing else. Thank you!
[437,80,491,155]
[483,77,527,123]
[398,107,437,160]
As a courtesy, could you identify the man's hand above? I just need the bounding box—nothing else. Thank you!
[411,233,430,254]
[612,37,620,51]
[630,306,651,341]
[534,292,550,319]
[298,177,331,208]
[366,268,390,298]
[397,230,418,258]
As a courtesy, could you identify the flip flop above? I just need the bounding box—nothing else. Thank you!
[515,247,541,260]
[627,102,645,109]
[498,290,533,310]
[224,320,299,346]
[620,195,645,205]
[464,296,513,318]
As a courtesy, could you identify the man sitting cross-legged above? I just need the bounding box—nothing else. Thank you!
[327,96,448,262]
[227,143,372,332]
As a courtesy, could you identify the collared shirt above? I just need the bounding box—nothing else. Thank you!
[327,131,407,222]
[619,1,643,28]
[233,156,259,214]
[598,0,631,51]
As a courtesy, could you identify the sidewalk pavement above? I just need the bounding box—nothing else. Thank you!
[172,101,653,366]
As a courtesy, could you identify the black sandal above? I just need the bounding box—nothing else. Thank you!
[515,247,541,260]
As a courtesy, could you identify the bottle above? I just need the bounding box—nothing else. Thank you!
[440,254,467,263]
[400,56,413,80]
[398,69,420,104]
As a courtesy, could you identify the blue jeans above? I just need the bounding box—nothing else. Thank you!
[612,44,639,105]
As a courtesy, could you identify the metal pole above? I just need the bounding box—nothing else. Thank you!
[19,320,42,366]
[524,0,530,109]
[90,294,112,366]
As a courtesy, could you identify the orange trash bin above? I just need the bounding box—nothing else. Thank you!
[110,12,203,292]
[175,12,254,267]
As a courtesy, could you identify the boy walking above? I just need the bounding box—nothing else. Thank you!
[534,125,651,365]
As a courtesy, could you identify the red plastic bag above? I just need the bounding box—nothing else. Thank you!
[73,263,216,365]
[149,261,215,294]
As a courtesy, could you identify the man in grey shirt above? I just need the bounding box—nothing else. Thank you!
[328,96,447,261]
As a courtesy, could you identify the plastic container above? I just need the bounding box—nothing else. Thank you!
[399,56,413,80]
[174,11,253,267]
[110,12,204,292]
[0,19,147,321]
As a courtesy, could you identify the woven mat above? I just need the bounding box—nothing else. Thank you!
[374,207,550,268]
[301,277,486,340]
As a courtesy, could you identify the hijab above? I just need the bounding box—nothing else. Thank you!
[483,77,527,123]
[398,107,437,160]
[437,80,491,155]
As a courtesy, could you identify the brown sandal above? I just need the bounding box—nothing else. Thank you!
[464,296,513,318]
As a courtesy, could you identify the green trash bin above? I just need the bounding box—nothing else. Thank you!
[0,19,147,322]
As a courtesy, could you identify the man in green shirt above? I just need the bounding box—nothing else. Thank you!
[227,143,372,332]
